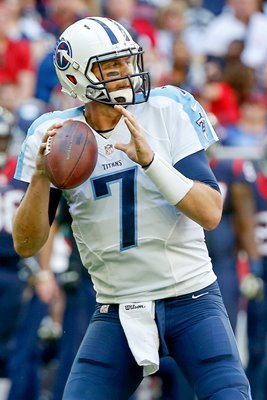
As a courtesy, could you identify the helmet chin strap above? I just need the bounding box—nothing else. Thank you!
[109,88,134,104]
[105,76,143,104]
[85,75,145,105]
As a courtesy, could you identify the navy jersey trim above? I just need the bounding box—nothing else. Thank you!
[174,150,220,193]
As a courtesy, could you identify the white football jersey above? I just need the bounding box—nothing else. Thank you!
[15,86,218,303]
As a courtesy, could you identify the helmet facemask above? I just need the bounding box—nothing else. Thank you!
[85,48,150,105]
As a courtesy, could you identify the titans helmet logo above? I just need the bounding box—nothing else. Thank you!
[54,38,72,71]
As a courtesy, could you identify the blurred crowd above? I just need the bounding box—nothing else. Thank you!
[1,0,267,145]
[1,0,267,399]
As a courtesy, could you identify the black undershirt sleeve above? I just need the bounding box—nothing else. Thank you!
[19,183,62,226]
[48,188,62,225]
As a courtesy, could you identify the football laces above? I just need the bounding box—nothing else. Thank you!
[45,136,53,156]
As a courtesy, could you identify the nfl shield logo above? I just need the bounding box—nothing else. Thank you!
[104,144,114,155]
[100,305,110,313]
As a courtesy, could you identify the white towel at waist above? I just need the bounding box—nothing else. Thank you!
[119,301,159,377]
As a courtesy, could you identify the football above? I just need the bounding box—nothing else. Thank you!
[44,120,98,189]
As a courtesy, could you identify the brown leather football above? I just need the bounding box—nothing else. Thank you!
[44,120,97,189]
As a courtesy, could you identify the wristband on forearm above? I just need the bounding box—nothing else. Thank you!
[144,153,194,205]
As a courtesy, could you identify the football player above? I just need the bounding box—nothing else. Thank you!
[12,17,251,400]
[0,107,29,397]
[206,152,263,331]
[244,140,267,400]
[0,110,59,400]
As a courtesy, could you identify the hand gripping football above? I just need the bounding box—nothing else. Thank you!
[44,120,98,189]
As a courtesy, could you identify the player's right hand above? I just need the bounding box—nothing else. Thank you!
[114,105,154,167]
[35,123,63,177]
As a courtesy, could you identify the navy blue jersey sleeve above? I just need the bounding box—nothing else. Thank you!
[174,150,220,192]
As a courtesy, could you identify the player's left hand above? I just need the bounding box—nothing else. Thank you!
[114,105,154,167]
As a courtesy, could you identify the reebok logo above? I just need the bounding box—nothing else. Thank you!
[192,291,209,299]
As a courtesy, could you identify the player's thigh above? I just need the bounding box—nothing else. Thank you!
[168,286,251,399]
[63,306,143,400]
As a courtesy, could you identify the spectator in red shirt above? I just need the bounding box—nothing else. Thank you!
[0,1,35,111]
[199,59,240,126]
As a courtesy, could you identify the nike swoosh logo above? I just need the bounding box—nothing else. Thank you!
[192,291,209,299]
[191,102,198,112]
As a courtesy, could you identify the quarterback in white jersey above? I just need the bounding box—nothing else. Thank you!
[15,85,217,303]
[13,17,252,400]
